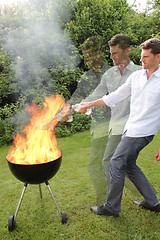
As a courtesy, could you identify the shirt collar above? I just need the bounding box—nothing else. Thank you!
[154,67,160,77]
[115,61,135,71]
[126,61,135,70]
[141,67,160,77]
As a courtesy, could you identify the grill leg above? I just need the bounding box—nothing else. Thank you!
[45,181,68,224]
[45,181,61,215]
[14,183,28,219]
[39,184,42,199]
[8,183,28,231]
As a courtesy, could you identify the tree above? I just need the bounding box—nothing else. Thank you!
[66,0,159,65]
[66,0,136,58]
[149,0,160,38]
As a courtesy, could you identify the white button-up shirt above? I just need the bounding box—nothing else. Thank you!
[102,67,160,137]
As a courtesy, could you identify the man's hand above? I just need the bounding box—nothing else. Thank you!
[155,148,160,161]
[74,102,91,114]
[57,103,74,122]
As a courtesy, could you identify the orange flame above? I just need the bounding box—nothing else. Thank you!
[6,95,65,165]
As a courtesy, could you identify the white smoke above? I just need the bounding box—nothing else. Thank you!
[2,0,79,95]
[1,0,79,131]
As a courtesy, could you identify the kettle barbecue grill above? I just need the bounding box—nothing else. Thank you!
[7,153,67,232]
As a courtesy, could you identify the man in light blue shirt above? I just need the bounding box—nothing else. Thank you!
[66,34,141,205]
[68,36,110,205]
[79,38,160,216]
[82,35,141,204]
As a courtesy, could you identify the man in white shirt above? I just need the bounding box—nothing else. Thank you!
[79,38,160,216]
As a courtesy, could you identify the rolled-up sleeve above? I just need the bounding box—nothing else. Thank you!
[102,78,131,107]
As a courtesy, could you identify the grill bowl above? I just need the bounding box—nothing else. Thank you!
[7,154,62,184]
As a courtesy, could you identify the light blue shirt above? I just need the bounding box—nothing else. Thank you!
[102,67,160,137]
[86,61,141,134]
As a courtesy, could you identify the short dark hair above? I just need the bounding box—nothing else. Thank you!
[81,36,102,52]
[108,34,131,49]
[140,38,160,55]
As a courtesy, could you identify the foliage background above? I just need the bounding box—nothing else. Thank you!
[0,0,160,145]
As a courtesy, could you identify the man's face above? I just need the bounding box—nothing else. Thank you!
[109,45,129,66]
[140,49,159,69]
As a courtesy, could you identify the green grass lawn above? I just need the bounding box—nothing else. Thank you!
[1,131,160,240]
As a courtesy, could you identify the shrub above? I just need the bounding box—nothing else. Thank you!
[55,113,91,137]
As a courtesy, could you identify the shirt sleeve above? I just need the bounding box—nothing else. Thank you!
[84,70,109,102]
[102,76,132,107]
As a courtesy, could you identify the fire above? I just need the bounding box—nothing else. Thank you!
[7,95,65,165]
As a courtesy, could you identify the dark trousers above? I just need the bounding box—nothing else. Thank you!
[105,134,158,214]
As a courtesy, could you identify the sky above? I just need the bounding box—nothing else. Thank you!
[0,0,27,7]
[127,0,148,12]
[1,0,149,12]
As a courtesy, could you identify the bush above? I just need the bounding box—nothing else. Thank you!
[55,113,91,137]
[0,103,17,145]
